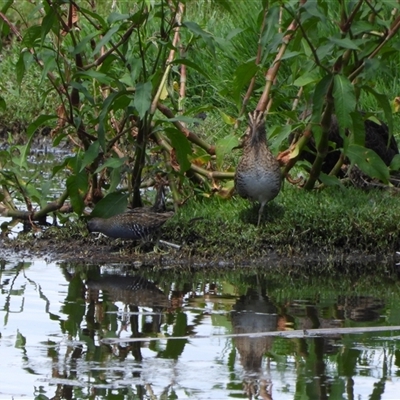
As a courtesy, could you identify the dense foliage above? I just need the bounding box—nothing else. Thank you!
[0,0,400,224]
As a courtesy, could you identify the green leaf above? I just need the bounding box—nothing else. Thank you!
[90,192,129,218]
[21,25,41,47]
[390,154,400,171]
[330,37,360,50]
[80,141,100,172]
[98,90,129,150]
[362,86,393,137]
[333,74,356,136]
[16,115,56,169]
[93,25,120,55]
[165,128,192,172]
[79,7,107,30]
[312,74,333,121]
[107,12,130,24]
[294,72,320,87]
[70,82,94,104]
[218,110,236,125]
[215,134,239,169]
[27,114,57,137]
[41,8,56,44]
[345,144,389,183]
[350,111,365,146]
[183,21,215,56]
[268,125,292,153]
[0,96,6,111]
[72,32,98,55]
[319,172,343,187]
[109,166,123,193]
[232,61,258,109]
[172,58,210,78]
[134,81,152,119]
[66,171,89,215]
[94,157,128,174]
[74,70,115,85]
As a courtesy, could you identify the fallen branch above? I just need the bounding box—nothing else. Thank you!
[101,324,400,344]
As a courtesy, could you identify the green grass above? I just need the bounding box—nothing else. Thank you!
[163,185,400,258]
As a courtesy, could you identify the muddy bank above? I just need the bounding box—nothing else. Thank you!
[0,224,398,273]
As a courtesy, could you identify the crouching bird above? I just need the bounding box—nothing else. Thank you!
[235,110,281,227]
[87,210,174,240]
[87,182,174,242]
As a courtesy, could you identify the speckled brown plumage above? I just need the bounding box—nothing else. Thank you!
[87,210,174,240]
[87,182,173,240]
[235,110,281,226]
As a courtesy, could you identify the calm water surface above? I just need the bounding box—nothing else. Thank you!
[1,256,400,400]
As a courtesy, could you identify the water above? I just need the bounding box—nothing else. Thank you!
[1,256,400,399]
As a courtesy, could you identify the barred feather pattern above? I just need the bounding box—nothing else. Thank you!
[234,110,281,226]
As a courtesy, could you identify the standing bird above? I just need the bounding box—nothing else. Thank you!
[235,110,281,226]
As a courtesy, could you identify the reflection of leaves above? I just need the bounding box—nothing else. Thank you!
[159,312,188,359]
[61,274,85,337]
[15,330,26,349]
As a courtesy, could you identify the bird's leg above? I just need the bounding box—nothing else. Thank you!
[257,202,266,227]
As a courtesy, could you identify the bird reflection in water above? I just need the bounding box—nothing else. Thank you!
[86,274,170,360]
[231,287,278,400]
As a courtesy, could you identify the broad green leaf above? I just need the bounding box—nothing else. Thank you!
[90,192,129,218]
[232,61,258,108]
[330,37,360,50]
[218,110,236,125]
[351,21,374,35]
[17,115,57,168]
[172,58,210,78]
[66,171,89,215]
[362,85,393,137]
[80,141,100,172]
[107,13,130,24]
[94,157,128,174]
[162,115,203,124]
[345,144,389,183]
[27,114,57,137]
[294,72,319,87]
[93,25,120,55]
[0,96,5,111]
[79,7,107,30]
[134,81,152,119]
[390,154,400,171]
[226,28,244,41]
[26,183,42,205]
[183,21,215,56]
[280,51,301,61]
[98,90,129,150]
[21,25,41,47]
[16,52,27,87]
[268,125,292,153]
[109,166,123,193]
[41,8,56,45]
[319,172,343,187]
[165,128,192,172]
[350,111,365,146]
[74,70,114,85]
[333,75,356,137]
[72,32,98,55]
[312,74,333,121]
[215,134,239,169]
[70,82,94,104]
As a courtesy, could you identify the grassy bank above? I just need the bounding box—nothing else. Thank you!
[162,185,400,258]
